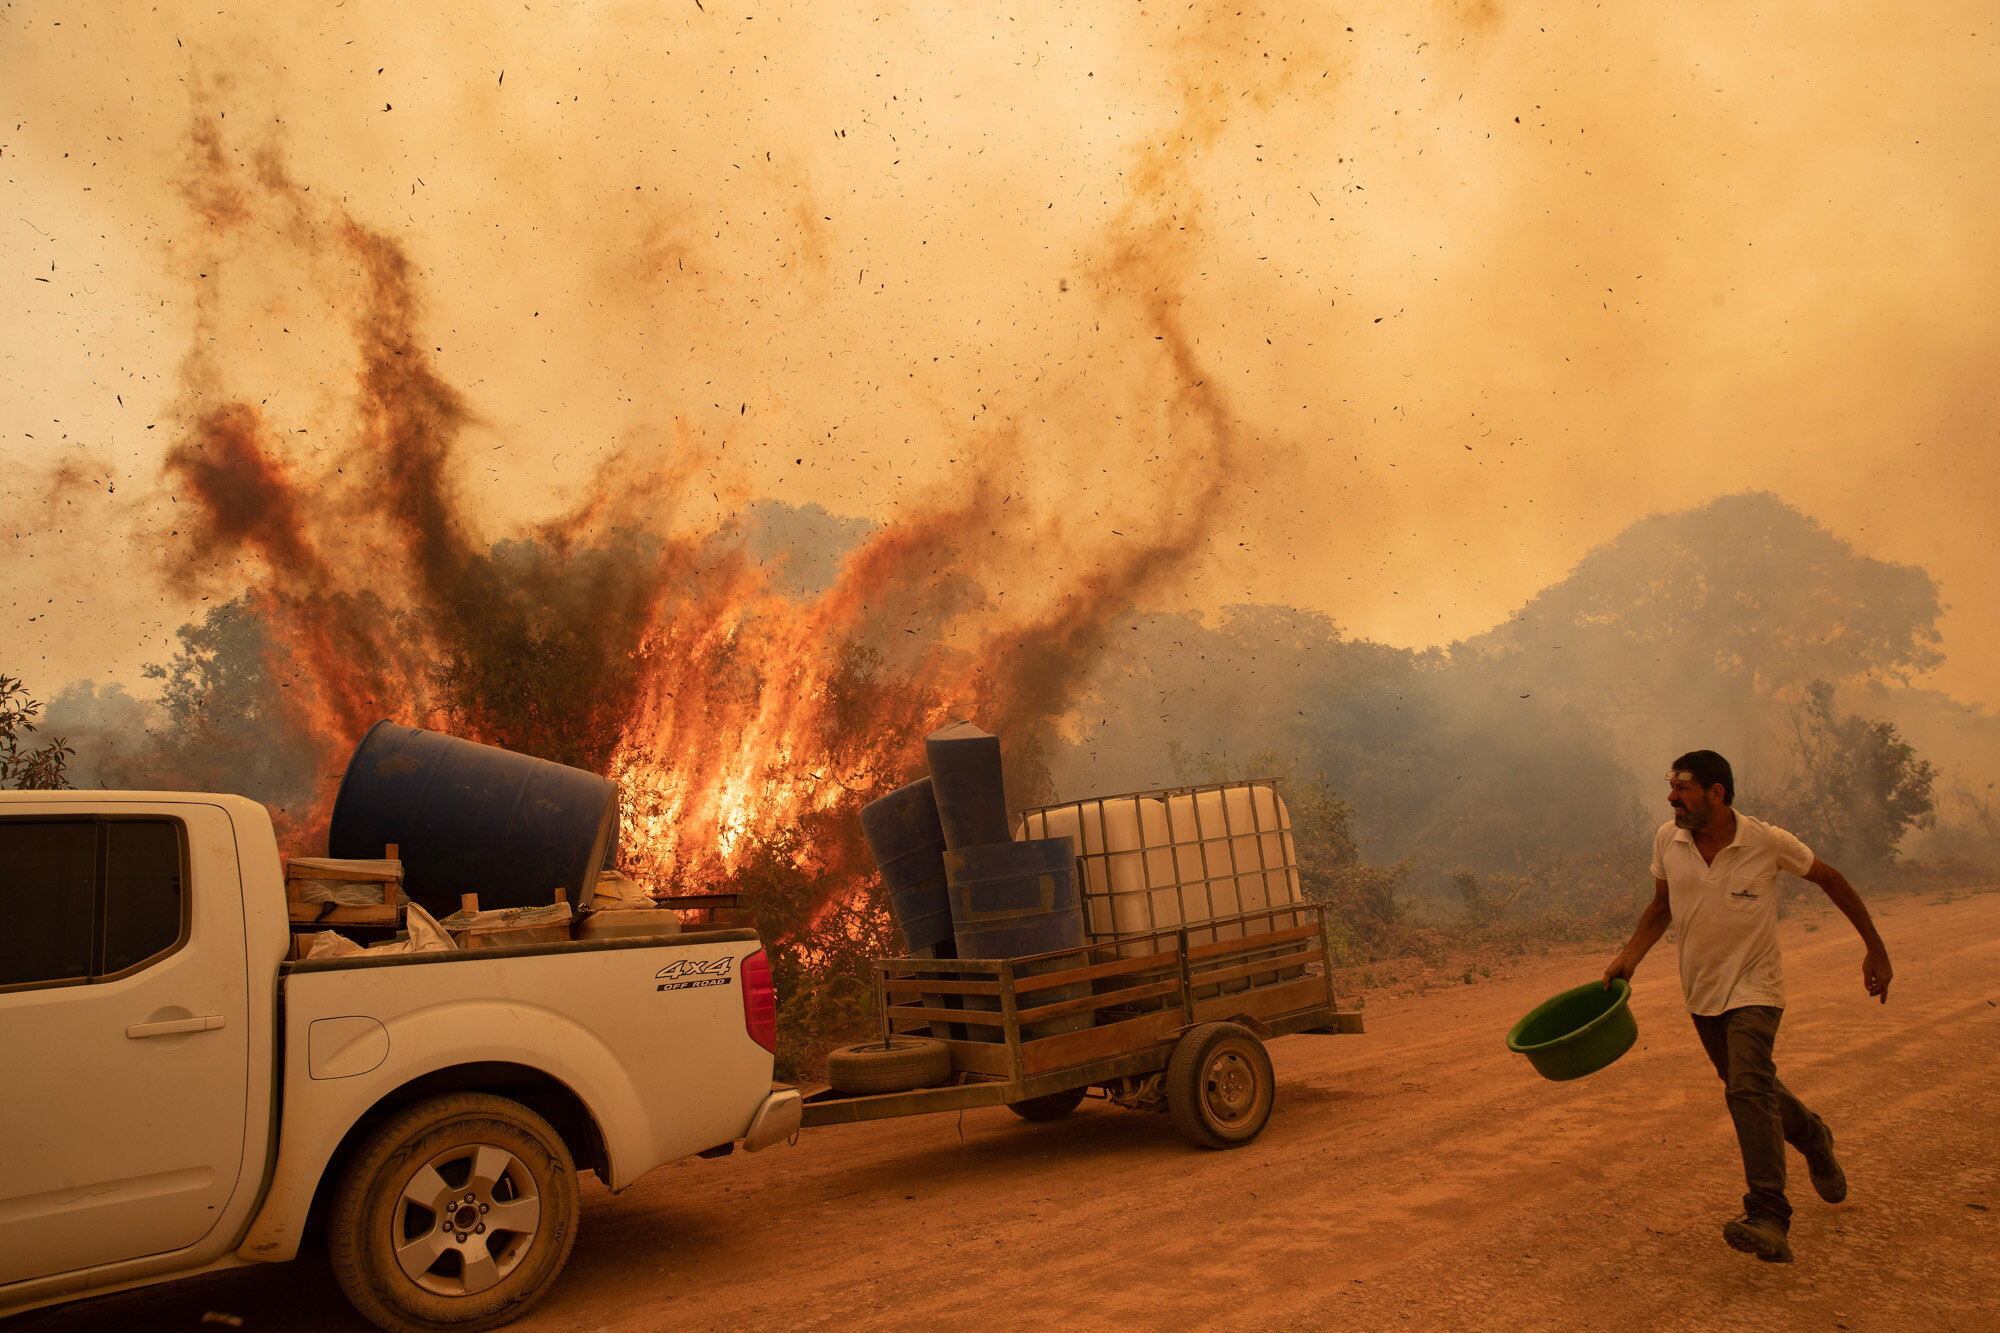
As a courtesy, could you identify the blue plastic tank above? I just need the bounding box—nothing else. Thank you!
[924,720,1011,850]
[329,721,618,918]
[945,837,1091,1042]
[861,778,963,1040]
[859,778,956,955]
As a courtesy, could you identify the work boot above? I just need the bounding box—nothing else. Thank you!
[1804,1127,1848,1204]
[1723,1213,1794,1263]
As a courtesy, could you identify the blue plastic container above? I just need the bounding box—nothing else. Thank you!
[329,721,618,918]
[945,837,1090,1042]
[860,778,956,955]
[861,778,962,1040]
[924,720,1011,851]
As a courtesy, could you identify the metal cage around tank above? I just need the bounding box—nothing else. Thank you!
[1015,777,1312,963]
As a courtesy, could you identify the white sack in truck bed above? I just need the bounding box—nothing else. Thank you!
[303,903,454,959]
[437,900,575,949]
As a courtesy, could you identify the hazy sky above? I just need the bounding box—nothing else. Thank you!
[6,0,1997,707]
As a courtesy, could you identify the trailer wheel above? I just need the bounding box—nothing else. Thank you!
[1007,1087,1087,1120]
[1166,1022,1274,1149]
[826,1035,951,1094]
[328,1093,579,1333]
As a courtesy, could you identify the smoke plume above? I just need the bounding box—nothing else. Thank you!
[148,35,1273,888]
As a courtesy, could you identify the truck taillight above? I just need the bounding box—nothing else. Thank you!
[741,949,777,1053]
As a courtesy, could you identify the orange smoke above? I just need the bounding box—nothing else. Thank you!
[157,106,1241,901]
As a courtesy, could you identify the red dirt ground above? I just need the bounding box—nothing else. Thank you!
[16,885,1997,1332]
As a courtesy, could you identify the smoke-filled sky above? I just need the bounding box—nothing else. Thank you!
[6,0,1998,708]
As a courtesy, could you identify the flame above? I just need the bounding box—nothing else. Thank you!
[153,100,1241,915]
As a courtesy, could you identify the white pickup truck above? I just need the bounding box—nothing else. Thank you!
[0,790,802,1332]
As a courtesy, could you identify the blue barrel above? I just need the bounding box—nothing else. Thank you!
[329,721,618,918]
[924,720,1011,850]
[945,838,1090,1042]
[861,779,962,1040]
[859,779,955,955]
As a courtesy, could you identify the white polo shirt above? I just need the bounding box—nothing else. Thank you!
[1650,811,1815,1015]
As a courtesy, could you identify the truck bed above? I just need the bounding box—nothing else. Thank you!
[262,926,774,1237]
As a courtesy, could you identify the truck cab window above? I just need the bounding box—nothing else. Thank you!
[0,821,95,987]
[103,820,185,975]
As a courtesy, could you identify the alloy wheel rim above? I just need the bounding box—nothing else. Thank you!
[392,1142,542,1296]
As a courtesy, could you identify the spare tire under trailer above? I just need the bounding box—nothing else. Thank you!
[826,1035,953,1095]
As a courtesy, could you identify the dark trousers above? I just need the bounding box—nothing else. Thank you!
[1690,1005,1831,1225]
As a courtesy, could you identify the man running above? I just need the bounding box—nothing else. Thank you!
[1603,750,1892,1263]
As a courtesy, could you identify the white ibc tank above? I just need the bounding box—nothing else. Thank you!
[1016,781,1302,944]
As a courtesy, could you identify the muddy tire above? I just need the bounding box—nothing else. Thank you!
[826,1035,951,1094]
[1008,1086,1088,1120]
[328,1093,580,1333]
[1166,1022,1274,1150]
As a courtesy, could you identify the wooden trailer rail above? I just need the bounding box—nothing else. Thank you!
[799,902,1363,1130]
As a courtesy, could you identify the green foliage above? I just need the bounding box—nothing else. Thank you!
[721,805,901,1083]
[1918,775,2000,867]
[0,675,74,790]
[695,636,942,1081]
[1443,821,1655,947]
[1319,859,1419,952]
[1166,745,1415,955]
[1764,681,1938,868]
[1070,604,1641,899]
[1468,492,1944,716]
[429,531,664,772]
[145,598,282,733]
[1057,494,1956,924]
[1452,865,1527,928]
[136,597,323,810]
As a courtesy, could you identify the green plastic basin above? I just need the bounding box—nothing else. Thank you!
[1506,978,1638,1081]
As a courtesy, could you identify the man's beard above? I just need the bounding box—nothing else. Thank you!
[1673,803,1709,830]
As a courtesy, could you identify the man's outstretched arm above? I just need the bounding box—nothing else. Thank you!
[1803,858,1892,1003]
[1603,878,1672,988]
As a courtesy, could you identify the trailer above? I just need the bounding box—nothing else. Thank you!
[799,901,1363,1148]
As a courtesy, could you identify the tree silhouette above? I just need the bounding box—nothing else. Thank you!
[1766,681,1938,867]
[1465,492,1943,723]
[0,675,74,790]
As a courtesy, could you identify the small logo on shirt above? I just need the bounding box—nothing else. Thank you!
[1729,886,1760,903]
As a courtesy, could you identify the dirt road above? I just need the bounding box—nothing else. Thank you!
[18,886,1997,1333]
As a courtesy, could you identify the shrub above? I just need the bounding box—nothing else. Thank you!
[0,675,74,790]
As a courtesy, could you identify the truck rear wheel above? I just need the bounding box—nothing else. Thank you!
[329,1092,579,1333]
[1166,1022,1273,1149]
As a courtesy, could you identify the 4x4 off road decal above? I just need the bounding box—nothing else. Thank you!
[656,956,735,992]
